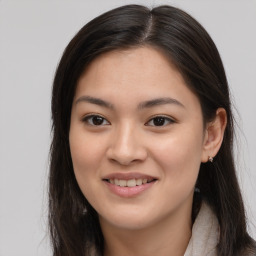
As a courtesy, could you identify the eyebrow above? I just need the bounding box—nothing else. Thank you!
[75,96,185,109]
[138,97,185,109]
[75,95,114,109]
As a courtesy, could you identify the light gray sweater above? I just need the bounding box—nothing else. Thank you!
[184,202,219,256]
[90,201,256,255]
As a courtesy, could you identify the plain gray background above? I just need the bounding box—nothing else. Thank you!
[0,0,255,255]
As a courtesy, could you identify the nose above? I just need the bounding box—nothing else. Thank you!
[106,123,147,166]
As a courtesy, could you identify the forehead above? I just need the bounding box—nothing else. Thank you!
[74,47,200,109]
[77,47,179,89]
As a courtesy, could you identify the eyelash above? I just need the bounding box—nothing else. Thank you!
[82,114,110,126]
[145,115,175,127]
[82,114,175,127]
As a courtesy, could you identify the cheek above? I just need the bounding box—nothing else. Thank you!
[69,127,107,193]
[69,124,106,168]
[69,136,105,210]
[71,141,100,170]
[149,130,203,185]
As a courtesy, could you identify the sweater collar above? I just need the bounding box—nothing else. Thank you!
[184,201,219,256]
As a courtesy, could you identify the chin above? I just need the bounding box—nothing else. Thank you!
[96,204,143,224]
[97,204,169,232]
[100,214,156,231]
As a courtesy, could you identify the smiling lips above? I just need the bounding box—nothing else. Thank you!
[107,178,155,187]
[103,174,157,197]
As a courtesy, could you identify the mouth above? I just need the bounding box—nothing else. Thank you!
[103,178,157,187]
[102,173,158,197]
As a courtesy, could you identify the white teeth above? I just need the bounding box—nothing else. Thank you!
[136,179,142,186]
[119,180,127,187]
[127,179,136,187]
[109,178,154,187]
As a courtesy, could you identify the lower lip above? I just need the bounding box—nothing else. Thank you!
[104,180,156,198]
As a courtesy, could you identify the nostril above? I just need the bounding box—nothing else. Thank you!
[106,138,148,165]
[109,157,142,166]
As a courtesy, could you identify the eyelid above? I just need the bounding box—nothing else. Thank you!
[145,115,176,127]
[81,114,111,126]
[81,113,175,127]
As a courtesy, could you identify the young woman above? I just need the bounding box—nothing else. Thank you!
[49,4,256,256]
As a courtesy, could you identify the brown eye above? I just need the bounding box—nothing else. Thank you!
[153,117,165,126]
[146,116,174,127]
[83,115,110,126]
[92,116,104,125]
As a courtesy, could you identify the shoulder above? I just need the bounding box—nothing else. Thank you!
[241,239,256,256]
[241,250,256,256]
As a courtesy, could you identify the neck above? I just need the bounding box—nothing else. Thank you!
[101,203,192,256]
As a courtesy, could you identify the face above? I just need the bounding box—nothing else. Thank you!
[69,47,207,232]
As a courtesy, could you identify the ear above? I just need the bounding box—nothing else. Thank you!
[201,108,227,163]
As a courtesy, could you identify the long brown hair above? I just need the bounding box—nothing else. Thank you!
[49,4,255,256]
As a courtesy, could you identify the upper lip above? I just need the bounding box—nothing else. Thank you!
[102,172,158,180]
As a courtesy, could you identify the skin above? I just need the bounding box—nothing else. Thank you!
[69,47,227,256]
